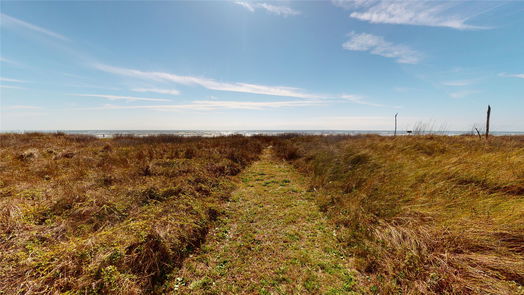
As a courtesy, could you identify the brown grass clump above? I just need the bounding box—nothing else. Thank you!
[0,133,266,294]
[274,135,524,294]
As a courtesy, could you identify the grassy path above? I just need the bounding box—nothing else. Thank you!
[164,148,356,294]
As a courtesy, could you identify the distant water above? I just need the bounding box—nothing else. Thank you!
[4,130,524,138]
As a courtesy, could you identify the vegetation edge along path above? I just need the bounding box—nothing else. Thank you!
[162,147,358,294]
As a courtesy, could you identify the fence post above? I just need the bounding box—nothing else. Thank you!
[485,105,491,139]
[394,113,398,137]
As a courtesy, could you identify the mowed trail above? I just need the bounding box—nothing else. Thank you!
[165,148,356,294]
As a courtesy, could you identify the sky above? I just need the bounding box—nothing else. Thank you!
[0,0,523,131]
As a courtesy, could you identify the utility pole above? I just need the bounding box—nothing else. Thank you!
[394,113,398,137]
[486,105,491,139]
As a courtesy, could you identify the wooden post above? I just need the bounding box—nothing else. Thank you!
[394,113,398,137]
[485,105,491,139]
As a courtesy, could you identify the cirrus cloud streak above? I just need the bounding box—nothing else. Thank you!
[84,99,323,111]
[499,72,524,79]
[342,32,422,64]
[72,93,171,102]
[234,1,300,16]
[0,13,68,40]
[94,64,322,99]
[333,0,495,30]
[132,88,181,95]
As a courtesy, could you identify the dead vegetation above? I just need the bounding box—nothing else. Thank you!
[2,133,523,294]
[274,134,524,294]
[0,133,266,294]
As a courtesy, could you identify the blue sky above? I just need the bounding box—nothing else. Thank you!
[1,0,523,131]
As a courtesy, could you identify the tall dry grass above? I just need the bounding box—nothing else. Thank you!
[274,135,524,294]
[0,133,267,294]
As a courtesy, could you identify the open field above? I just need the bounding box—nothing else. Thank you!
[274,135,524,294]
[0,133,266,294]
[1,133,523,294]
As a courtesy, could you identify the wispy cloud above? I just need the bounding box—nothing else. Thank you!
[93,64,392,107]
[342,32,422,64]
[235,1,256,12]
[333,0,494,30]
[0,77,26,83]
[0,57,21,66]
[0,57,27,69]
[257,3,300,16]
[499,72,524,79]
[0,13,68,40]
[72,93,172,102]
[340,94,385,107]
[190,100,321,110]
[87,99,322,111]
[449,90,478,99]
[4,105,42,110]
[234,1,300,16]
[442,79,475,87]
[131,88,181,95]
[0,85,24,89]
[94,64,321,99]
